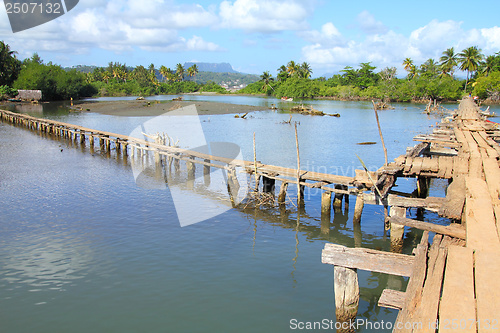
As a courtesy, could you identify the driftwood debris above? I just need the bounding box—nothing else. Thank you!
[290,104,340,117]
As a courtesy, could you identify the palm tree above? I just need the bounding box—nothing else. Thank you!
[277,65,288,82]
[159,65,169,82]
[299,62,312,78]
[402,58,416,80]
[439,47,458,77]
[147,63,159,85]
[260,71,275,93]
[176,63,184,82]
[0,41,20,86]
[420,58,438,78]
[481,55,496,76]
[190,64,199,78]
[458,46,484,91]
[286,61,299,77]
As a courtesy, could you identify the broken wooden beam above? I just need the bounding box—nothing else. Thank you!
[322,243,414,277]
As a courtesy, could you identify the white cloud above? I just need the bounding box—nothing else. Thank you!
[356,10,388,35]
[301,16,500,74]
[1,0,222,58]
[219,0,313,33]
[299,22,345,48]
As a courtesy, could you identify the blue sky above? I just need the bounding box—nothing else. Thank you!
[1,0,499,77]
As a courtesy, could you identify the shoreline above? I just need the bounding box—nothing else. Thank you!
[75,100,266,117]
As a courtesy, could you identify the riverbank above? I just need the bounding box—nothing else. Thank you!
[75,100,265,116]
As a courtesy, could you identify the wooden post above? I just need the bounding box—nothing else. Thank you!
[298,184,305,208]
[321,191,332,216]
[334,266,360,324]
[123,143,128,156]
[203,159,210,186]
[295,123,303,207]
[262,176,275,194]
[333,185,344,212]
[174,155,180,172]
[416,176,429,198]
[227,167,240,204]
[89,135,94,147]
[390,206,406,253]
[372,100,388,166]
[105,137,111,152]
[278,182,288,205]
[353,193,364,224]
[187,156,195,180]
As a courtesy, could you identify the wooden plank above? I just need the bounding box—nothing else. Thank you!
[444,156,455,179]
[413,137,460,148]
[390,215,465,239]
[452,154,470,177]
[406,142,430,157]
[463,130,483,178]
[420,157,438,173]
[404,157,414,173]
[413,236,447,332]
[378,289,405,310]
[465,177,500,252]
[393,232,429,333]
[439,176,466,220]
[409,157,424,175]
[439,245,476,332]
[475,250,500,332]
[321,243,414,277]
[429,146,458,156]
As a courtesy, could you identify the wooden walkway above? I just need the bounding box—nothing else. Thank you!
[322,98,500,331]
[0,108,374,208]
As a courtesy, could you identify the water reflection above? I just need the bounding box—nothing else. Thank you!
[2,232,93,293]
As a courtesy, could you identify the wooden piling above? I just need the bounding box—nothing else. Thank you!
[278,182,288,205]
[353,193,364,224]
[187,156,195,179]
[334,266,360,324]
[321,191,332,216]
[333,185,344,211]
[390,206,406,253]
[262,176,275,194]
[227,167,240,203]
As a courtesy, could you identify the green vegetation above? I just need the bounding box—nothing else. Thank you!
[1,40,499,103]
[0,41,21,97]
[13,54,97,100]
[241,48,500,103]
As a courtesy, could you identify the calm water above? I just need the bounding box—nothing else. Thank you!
[1,97,498,332]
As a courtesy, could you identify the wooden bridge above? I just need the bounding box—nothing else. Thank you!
[3,98,500,331]
[322,98,500,331]
[0,107,375,210]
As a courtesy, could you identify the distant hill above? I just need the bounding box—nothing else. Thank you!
[186,71,259,87]
[184,62,237,73]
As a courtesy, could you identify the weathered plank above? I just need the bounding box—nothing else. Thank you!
[439,245,476,332]
[378,289,405,310]
[321,243,414,277]
[413,235,447,332]
[439,176,466,220]
[465,177,500,252]
[409,157,424,175]
[393,231,429,333]
[475,249,500,333]
[390,215,465,239]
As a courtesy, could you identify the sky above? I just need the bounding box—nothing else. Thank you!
[1,0,500,77]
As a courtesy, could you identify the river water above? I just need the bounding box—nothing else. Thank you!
[1,96,498,332]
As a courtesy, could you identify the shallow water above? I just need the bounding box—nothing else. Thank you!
[1,96,498,332]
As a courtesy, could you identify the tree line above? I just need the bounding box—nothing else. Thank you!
[0,41,227,100]
[1,40,499,103]
[242,47,500,103]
